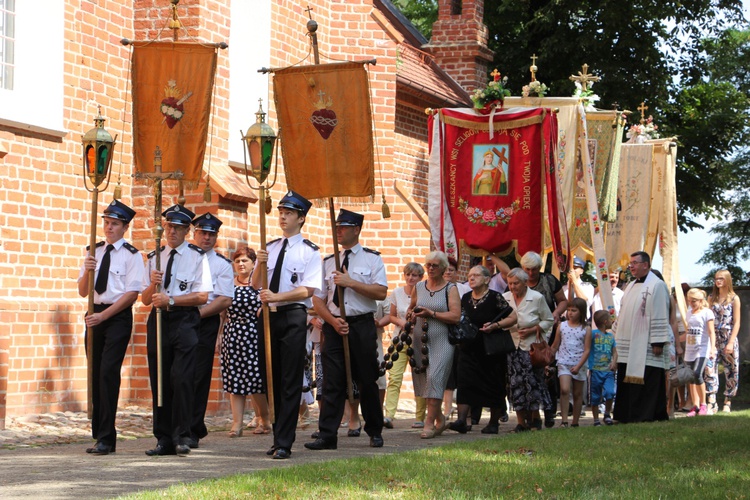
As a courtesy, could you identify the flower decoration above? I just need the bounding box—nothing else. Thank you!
[572,81,600,107]
[626,115,660,142]
[471,69,511,110]
[457,198,522,227]
[522,80,548,98]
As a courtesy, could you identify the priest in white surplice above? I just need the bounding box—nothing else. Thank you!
[613,251,671,423]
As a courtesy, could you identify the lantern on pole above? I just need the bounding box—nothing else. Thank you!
[241,99,280,422]
[80,107,117,418]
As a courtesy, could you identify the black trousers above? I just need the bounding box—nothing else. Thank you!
[87,305,132,448]
[147,307,200,447]
[268,308,308,451]
[191,314,221,440]
[318,313,383,441]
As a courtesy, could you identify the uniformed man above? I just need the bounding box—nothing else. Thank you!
[251,190,322,459]
[188,212,234,448]
[305,209,388,451]
[141,204,212,456]
[77,200,144,455]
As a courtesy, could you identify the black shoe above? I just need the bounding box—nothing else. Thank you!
[531,419,543,431]
[347,425,362,437]
[383,417,394,429]
[175,444,191,456]
[511,424,529,433]
[266,446,277,456]
[145,444,176,456]
[304,438,338,450]
[481,424,499,434]
[544,410,556,428]
[369,435,384,448]
[448,420,469,434]
[311,430,320,439]
[87,442,114,455]
[500,413,509,423]
[186,437,199,449]
[272,448,292,459]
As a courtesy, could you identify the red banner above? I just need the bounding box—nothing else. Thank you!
[428,107,561,260]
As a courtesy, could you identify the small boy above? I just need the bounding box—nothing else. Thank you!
[589,310,618,426]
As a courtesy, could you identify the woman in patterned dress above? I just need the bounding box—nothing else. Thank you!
[220,246,269,436]
[408,251,461,439]
[707,270,741,413]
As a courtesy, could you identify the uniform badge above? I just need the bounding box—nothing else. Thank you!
[291,272,298,284]
[179,281,187,291]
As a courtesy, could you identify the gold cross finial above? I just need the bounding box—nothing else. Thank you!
[530,54,538,82]
[490,68,501,81]
[569,63,601,92]
[638,101,648,124]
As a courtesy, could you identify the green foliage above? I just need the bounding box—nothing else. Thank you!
[698,192,750,285]
[391,0,437,39]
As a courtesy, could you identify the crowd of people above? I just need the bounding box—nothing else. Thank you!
[78,195,742,459]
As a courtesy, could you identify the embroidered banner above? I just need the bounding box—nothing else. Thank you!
[427,106,561,261]
[605,143,655,269]
[131,42,217,185]
[273,62,374,202]
[568,110,623,256]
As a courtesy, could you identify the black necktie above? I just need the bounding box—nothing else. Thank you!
[333,249,351,307]
[163,248,177,291]
[94,244,114,294]
[269,239,288,293]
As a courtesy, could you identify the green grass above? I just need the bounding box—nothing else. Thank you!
[123,411,750,499]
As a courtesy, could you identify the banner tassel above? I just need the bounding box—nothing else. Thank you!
[381,194,390,219]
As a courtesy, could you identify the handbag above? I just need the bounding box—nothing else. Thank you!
[529,330,554,368]
[482,305,516,356]
[670,362,695,386]
[448,314,479,345]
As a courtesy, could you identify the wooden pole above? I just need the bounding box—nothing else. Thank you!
[153,177,165,407]
[258,186,276,422]
[85,187,99,418]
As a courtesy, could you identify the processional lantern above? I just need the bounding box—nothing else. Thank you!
[82,107,116,189]
[241,98,279,422]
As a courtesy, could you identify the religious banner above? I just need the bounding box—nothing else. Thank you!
[273,62,374,202]
[131,42,218,185]
[427,106,562,261]
[568,110,623,256]
[604,143,655,269]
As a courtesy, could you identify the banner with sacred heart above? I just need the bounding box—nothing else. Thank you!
[427,106,563,261]
[131,42,218,186]
[273,61,374,202]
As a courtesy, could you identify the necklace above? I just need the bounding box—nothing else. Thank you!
[425,281,448,297]
[470,289,490,308]
[236,278,249,286]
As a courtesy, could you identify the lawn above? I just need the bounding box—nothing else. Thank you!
[124,410,750,499]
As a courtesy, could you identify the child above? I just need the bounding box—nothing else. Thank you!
[588,310,617,426]
[684,288,716,417]
[551,298,591,427]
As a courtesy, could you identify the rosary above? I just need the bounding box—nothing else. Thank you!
[379,318,430,377]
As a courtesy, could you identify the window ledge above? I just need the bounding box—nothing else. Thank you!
[0,117,68,140]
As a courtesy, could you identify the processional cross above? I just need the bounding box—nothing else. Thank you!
[530,54,538,82]
[569,63,600,91]
[638,102,648,124]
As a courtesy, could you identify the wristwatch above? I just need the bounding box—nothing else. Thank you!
[168,297,175,311]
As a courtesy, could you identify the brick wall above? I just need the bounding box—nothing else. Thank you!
[0,0,485,426]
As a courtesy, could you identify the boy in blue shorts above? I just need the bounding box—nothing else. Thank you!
[589,310,618,426]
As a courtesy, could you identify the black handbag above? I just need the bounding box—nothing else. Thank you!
[448,313,479,345]
[483,305,516,356]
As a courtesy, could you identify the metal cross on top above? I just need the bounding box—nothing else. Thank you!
[490,68,501,81]
[569,63,600,91]
[638,101,649,124]
[530,54,538,82]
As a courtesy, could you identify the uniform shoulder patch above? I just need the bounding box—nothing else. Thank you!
[303,239,319,250]
[123,242,139,254]
[86,241,106,251]
[188,243,206,254]
[324,253,335,260]
[363,247,381,255]
[216,252,232,264]
[268,238,281,246]
[147,245,165,259]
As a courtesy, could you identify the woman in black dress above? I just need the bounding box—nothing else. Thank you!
[449,265,517,434]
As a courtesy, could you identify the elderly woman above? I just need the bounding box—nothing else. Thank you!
[384,262,427,429]
[408,251,461,438]
[503,268,555,432]
[449,266,517,434]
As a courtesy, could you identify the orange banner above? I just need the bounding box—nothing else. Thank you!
[131,42,217,184]
[273,62,374,202]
